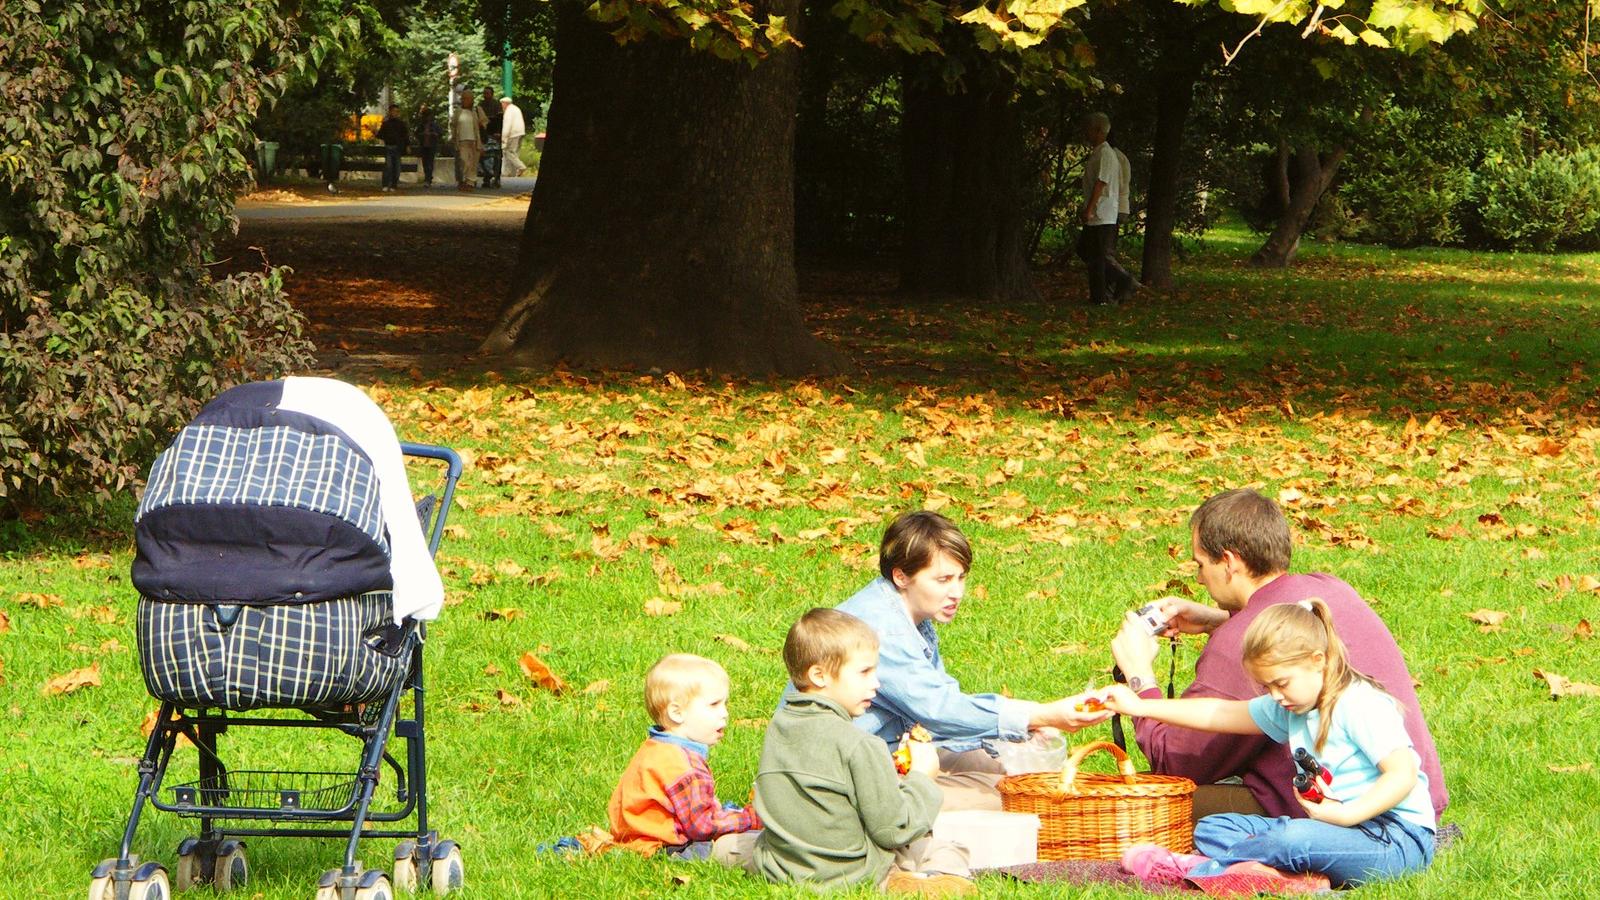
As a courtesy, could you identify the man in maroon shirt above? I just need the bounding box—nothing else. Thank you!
[1111,488,1448,822]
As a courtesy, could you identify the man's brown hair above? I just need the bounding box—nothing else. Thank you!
[783,608,878,690]
[1189,488,1292,577]
[878,510,973,581]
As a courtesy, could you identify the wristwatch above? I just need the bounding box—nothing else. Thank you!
[1127,675,1157,695]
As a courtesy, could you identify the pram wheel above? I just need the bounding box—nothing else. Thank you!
[174,838,247,891]
[429,844,463,895]
[391,843,419,891]
[315,873,392,900]
[90,864,171,900]
[214,845,248,891]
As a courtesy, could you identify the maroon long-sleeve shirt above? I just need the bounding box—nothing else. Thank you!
[1134,573,1449,820]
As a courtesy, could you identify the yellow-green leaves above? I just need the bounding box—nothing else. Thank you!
[957,0,1088,54]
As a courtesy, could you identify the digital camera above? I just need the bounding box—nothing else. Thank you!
[1132,602,1172,635]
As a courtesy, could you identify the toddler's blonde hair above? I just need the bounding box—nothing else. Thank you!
[644,653,728,727]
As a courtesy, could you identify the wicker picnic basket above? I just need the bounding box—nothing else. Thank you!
[997,740,1195,861]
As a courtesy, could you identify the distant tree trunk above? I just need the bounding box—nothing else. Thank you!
[477,2,846,375]
[898,67,1037,303]
[1139,60,1198,289]
[1250,144,1346,267]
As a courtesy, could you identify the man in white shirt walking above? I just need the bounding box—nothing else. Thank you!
[1077,113,1137,305]
[500,96,528,179]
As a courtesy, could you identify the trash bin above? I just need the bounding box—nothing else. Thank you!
[319,142,343,182]
[254,141,279,182]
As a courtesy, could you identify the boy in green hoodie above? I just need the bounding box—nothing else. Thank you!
[748,608,973,895]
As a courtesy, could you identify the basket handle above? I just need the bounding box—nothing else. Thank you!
[1057,740,1138,794]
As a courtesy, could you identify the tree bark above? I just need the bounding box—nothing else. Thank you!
[898,68,1037,303]
[1249,145,1346,267]
[477,3,846,376]
[1139,60,1198,290]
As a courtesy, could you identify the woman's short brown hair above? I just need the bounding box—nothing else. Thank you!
[878,510,972,581]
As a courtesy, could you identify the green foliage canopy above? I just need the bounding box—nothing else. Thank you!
[0,0,326,509]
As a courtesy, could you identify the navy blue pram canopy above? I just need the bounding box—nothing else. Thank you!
[131,378,444,621]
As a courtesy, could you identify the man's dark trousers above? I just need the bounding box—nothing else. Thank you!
[1077,223,1135,304]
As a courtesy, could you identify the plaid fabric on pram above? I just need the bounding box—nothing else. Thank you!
[138,423,389,553]
[137,592,409,710]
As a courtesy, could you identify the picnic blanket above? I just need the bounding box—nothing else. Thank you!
[981,822,1463,894]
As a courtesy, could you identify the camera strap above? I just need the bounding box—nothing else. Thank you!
[1109,636,1178,752]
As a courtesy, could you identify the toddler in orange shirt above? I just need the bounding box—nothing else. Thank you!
[607,653,761,863]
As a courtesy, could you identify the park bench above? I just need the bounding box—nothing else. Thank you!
[339,146,422,183]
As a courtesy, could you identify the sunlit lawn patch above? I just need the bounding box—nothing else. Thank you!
[3,230,1597,897]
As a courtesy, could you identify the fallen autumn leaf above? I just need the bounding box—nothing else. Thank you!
[519,652,567,694]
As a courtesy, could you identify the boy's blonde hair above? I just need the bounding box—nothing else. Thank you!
[1242,598,1388,753]
[783,608,879,690]
[644,654,728,727]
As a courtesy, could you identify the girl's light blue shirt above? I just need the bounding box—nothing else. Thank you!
[1248,680,1435,831]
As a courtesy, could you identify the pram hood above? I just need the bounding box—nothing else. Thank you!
[133,377,446,622]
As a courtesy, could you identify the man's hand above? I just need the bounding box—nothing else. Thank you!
[1111,613,1160,682]
[1155,597,1229,636]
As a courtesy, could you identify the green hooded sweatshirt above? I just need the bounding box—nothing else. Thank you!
[750,693,943,889]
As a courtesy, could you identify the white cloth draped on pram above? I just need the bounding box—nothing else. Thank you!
[131,377,444,710]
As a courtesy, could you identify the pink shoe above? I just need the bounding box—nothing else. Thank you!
[1120,843,1212,885]
[1188,861,1332,896]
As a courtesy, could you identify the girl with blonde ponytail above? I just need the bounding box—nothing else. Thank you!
[1100,598,1437,887]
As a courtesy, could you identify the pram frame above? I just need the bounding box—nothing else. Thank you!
[95,442,463,900]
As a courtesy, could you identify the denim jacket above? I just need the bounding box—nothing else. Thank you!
[836,577,1030,752]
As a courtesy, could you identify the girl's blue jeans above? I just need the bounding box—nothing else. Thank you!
[1190,811,1435,887]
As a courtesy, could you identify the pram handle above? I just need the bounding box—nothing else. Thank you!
[400,443,463,559]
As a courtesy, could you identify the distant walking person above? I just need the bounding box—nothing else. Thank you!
[377,104,408,192]
[1111,142,1138,300]
[416,105,441,186]
[1077,112,1136,306]
[451,92,486,191]
[479,86,503,188]
[500,96,528,179]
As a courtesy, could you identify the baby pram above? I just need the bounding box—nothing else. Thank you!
[91,378,464,900]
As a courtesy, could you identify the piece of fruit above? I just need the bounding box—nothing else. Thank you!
[894,724,932,775]
[893,741,913,775]
[1074,697,1106,713]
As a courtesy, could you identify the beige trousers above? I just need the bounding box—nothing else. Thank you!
[722,830,971,880]
[454,141,479,185]
[934,748,1006,812]
[501,135,527,176]
[884,834,972,882]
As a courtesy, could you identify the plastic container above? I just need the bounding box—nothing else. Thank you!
[992,733,1069,775]
[933,810,1041,869]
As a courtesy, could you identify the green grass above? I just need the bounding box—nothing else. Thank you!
[4,227,1600,898]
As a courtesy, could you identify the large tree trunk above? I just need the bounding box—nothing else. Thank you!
[898,68,1037,303]
[1249,144,1346,267]
[477,3,846,375]
[1139,61,1198,289]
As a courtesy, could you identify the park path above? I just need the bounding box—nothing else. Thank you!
[236,175,537,222]
[221,184,532,376]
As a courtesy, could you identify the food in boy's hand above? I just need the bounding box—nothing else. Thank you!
[1074,697,1106,713]
[893,724,933,775]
